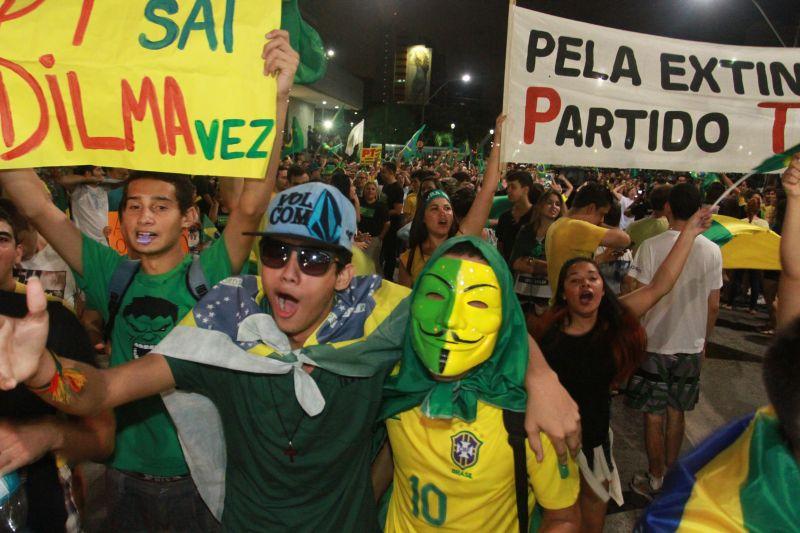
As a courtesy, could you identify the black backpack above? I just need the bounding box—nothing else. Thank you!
[103,256,209,341]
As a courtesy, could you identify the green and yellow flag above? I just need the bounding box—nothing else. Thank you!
[281,116,305,157]
[400,125,426,161]
[636,407,800,532]
[703,215,781,270]
[281,0,327,84]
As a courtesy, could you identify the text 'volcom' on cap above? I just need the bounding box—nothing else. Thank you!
[257,182,357,251]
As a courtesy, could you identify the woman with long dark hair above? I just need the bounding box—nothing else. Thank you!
[398,116,505,287]
[532,207,712,532]
[510,188,565,318]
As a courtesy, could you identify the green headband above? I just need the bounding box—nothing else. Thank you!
[424,189,450,207]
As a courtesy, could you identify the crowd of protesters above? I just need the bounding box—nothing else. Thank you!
[0,31,798,533]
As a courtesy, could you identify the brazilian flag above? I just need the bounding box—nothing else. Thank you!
[636,407,799,532]
[281,116,305,157]
[703,215,780,270]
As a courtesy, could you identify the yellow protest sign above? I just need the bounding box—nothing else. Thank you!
[0,1,280,178]
[360,147,382,166]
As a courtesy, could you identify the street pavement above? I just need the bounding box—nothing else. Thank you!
[78,307,773,532]
[605,306,772,531]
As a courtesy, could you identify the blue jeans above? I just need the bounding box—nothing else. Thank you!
[104,468,220,532]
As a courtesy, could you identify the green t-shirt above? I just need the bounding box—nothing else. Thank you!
[509,223,550,300]
[74,235,232,475]
[166,358,392,531]
[626,216,668,255]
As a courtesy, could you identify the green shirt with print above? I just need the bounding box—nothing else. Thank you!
[73,235,232,475]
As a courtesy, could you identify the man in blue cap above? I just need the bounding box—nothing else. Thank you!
[0,182,583,530]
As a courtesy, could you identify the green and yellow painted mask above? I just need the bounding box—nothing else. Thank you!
[411,256,502,377]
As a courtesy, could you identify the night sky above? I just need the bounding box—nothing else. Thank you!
[303,0,798,141]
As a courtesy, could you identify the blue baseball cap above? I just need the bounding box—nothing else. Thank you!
[247,182,357,252]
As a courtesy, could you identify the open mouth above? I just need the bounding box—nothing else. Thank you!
[274,292,299,319]
[133,342,154,359]
[579,290,594,304]
[136,232,156,245]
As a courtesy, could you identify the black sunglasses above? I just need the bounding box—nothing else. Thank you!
[259,238,339,276]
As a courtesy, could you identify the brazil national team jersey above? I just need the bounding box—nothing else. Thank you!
[385,401,579,532]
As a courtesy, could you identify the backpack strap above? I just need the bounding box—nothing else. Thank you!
[105,259,141,341]
[503,409,529,533]
[186,255,209,300]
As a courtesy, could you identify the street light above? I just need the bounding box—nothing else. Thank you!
[450,123,456,130]
[327,49,335,57]
[421,72,472,124]
[489,129,494,135]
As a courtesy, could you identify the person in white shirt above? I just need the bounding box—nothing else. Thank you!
[622,183,723,501]
[18,228,79,310]
[62,166,109,245]
[613,183,638,230]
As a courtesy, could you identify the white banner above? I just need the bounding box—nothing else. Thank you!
[501,6,800,172]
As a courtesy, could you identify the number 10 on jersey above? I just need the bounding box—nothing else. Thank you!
[409,475,447,527]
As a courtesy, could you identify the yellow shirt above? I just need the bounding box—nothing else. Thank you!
[545,217,608,292]
[399,246,429,285]
[403,192,418,221]
[385,402,579,532]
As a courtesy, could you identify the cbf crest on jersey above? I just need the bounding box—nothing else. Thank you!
[451,431,483,470]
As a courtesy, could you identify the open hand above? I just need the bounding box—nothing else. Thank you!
[262,30,300,97]
[0,278,49,390]
[525,369,582,464]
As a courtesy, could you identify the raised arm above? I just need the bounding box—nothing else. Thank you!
[458,115,505,236]
[0,169,84,275]
[778,154,800,327]
[0,279,175,416]
[55,172,102,189]
[223,29,298,273]
[620,207,712,318]
[559,174,573,198]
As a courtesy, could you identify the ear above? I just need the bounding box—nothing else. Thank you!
[181,206,199,229]
[663,202,673,218]
[14,243,22,265]
[334,262,355,291]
